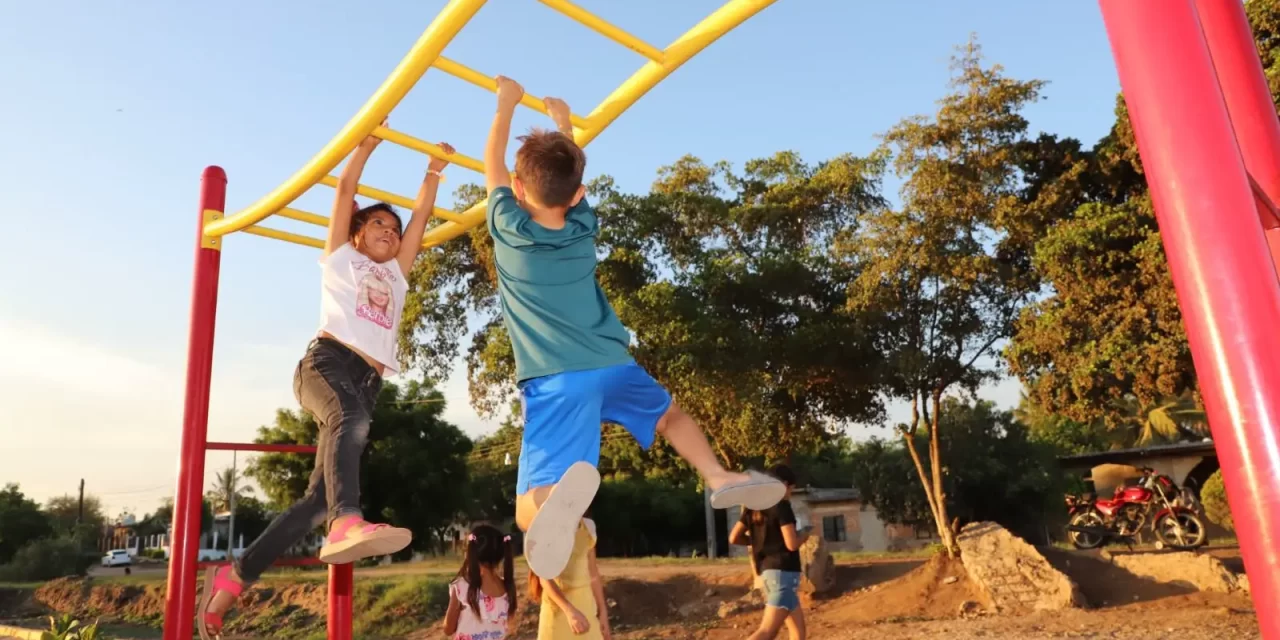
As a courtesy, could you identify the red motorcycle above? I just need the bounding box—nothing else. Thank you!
[1065,467,1206,550]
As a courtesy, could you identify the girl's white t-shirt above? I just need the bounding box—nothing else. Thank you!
[451,578,510,640]
[317,243,408,374]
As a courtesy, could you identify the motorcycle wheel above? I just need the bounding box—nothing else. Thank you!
[1069,511,1106,550]
[1154,511,1207,550]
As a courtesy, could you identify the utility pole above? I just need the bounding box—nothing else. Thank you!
[77,479,85,525]
[704,486,717,559]
[227,452,237,559]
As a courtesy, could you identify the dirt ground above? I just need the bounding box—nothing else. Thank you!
[5,548,1260,639]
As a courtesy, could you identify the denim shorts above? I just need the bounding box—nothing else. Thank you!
[761,569,801,611]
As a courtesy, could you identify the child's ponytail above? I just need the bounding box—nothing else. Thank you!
[466,531,483,619]
[503,533,516,619]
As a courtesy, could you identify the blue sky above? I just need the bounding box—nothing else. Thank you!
[0,1,1120,517]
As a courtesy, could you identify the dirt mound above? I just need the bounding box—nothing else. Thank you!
[816,553,990,625]
[957,522,1084,613]
[1109,551,1243,594]
[1040,548,1195,608]
[603,573,750,630]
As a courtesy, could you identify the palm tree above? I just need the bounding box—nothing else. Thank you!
[1111,391,1208,445]
[205,466,253,515]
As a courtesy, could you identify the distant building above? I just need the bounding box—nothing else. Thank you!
[725,486,937,555]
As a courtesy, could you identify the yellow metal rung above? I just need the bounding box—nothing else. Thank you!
[538,0,665,62]
[317,175,463,222]
[433,57,590,129]
[244,225,326,249]
[318,175,415,209]
[375,126,484,174]
[277,207,328,227]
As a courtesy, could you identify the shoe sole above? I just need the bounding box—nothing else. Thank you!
[196,566,218,640]
[319,528,412,565]
[524,462,601,579]
[710,471,786,510]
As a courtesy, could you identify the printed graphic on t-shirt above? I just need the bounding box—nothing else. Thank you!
[354,260,397,330]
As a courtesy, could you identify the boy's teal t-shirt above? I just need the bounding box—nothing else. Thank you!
[486,186,633,381]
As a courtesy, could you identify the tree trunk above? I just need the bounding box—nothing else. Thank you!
[901,391,946,547]
[929,390,957,555]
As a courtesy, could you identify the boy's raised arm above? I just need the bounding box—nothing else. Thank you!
[327,123,384,256]
[485,76,524,194]
[543,97,574,138]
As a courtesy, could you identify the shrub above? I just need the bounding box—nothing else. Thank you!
[41,613,107,639]
[1201,469,1234,532]
[0,538,93,582]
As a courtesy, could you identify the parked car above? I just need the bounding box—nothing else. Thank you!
[101,549,132,567]
[197,549,227,562]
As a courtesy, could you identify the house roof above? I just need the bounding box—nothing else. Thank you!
[793,487,860,503]
[1057,440,1218,468]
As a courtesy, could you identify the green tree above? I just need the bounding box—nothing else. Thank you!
[1014,393,1113,455]
[1201,469,1234,532]
[247,381,471,554]
[841,41,1047,553]
[850,399,1061,541]
[44,494,106,547]
[148,498,215,536]
[0,484,52,564]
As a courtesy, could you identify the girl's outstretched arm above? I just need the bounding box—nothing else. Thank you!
[396,142,454,275]
[326,123,384,256]
[588,549,611,640]
[543,579,590,634]
[443,584,462,636]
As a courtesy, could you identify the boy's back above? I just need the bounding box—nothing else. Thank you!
[487,186,632,381]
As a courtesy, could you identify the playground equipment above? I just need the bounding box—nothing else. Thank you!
[1098,0,1280,637]
[164,1,777,639]
[168,0,1280,638]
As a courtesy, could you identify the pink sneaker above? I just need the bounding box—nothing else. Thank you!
[318,518,412,565]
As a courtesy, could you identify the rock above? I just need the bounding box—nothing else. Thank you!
[957,600,983,618]
[943,576,959,585]
[798,534,836,594]
[1109,551,1239,593]
[1237,573,1250,595]
[957,521,1085,613]
[704,588,717,598]
[716,590,764,619]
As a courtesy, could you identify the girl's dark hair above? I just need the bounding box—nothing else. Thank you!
[456,524,515,621]
[768,463,797,487]
[349,202,403,239]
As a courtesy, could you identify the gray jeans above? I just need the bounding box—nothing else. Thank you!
[235,338,381,582]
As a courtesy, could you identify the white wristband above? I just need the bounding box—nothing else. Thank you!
[427,169,445,181]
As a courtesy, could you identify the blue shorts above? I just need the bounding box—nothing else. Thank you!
[515,362,672,495]
[761,570,801,611]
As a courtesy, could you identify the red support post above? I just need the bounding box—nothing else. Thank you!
[1099,1,1280,637]
[1195,0,1280,229]
[163,166,226,640]
[328,563,354,640]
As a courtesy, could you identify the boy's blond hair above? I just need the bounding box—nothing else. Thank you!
[515,129,586,207]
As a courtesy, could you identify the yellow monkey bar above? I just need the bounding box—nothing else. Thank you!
[202,0,778,249]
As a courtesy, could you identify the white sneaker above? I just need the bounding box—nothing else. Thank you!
[524,462,601,579]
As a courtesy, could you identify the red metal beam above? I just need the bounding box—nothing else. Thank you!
[163,167,226,640]
[1099,1,1280,636]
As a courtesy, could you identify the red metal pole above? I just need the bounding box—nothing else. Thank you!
[328,563,354,640]
[162,166,226,640]
[1099,1,1280,636]
[1195,0,1280,229]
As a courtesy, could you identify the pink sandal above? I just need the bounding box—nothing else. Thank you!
[318,517,412,565]
[197,565,243,640]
